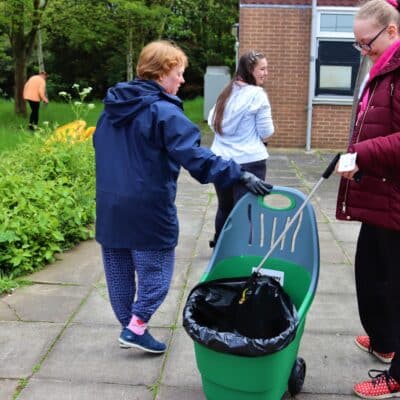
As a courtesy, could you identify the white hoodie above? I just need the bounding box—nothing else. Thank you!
[208,82,274,164]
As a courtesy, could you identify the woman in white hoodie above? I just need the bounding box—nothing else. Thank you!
[208,50,275,248]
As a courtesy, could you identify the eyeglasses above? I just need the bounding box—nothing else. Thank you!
[353,25,388,52]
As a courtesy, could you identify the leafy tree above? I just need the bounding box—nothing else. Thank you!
[110,0,172,80]
[42,0,171,97]
[0,0,239,109]
[0,0,50,115]
[0,36,13,98]
[165,0,238,98]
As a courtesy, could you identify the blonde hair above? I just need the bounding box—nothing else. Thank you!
[136,40,188,81]
[357,0,400,28]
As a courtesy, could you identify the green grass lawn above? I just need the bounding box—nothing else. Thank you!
[0,97,211,153]
[0,100,103,153]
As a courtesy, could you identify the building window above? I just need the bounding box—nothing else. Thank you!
[315,8,360,97]
[320,13,353,32]
[316,41,359,96]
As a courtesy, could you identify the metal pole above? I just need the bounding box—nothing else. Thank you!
[306,0,317,152]
[231,23,240,69]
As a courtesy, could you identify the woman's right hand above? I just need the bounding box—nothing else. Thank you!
[240,171,273,195]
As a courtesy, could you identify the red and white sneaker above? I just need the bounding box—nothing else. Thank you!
[355,336,394,364]
[354,370,400,399]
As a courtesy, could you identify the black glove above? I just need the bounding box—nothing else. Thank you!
[239,171,273,196]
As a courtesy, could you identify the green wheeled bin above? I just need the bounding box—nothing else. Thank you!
[183,186,319,400]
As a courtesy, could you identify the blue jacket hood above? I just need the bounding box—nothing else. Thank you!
[103,79,181,127]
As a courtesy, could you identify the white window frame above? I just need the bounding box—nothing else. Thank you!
[313,6,359,104]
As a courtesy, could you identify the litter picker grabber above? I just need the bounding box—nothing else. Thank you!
[238,152,341,305]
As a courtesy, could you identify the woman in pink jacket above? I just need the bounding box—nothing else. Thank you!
[336,0,400,398]
[23,71,48,130]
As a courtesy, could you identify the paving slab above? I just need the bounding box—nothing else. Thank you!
[36,324,169,386]
[157,385,205,400]
[319,237,349,264]
[170,258,193,288]
[178,209,207,237]
[73,285,116,326]
[150,286,184,327]
[0,298,18,321]
[298,332,381,395]
[2,283,90,323]
[162,328,203,388]
[283,395,353,399]
[340,241,358,263]
[18,380,153,400]
[330,222,360,243]
[305,292,363,334]
[28,240,103,285]
[175,234,199,259]
[0,379,19,400]
[316,263,355,294]
[0,321,63,378]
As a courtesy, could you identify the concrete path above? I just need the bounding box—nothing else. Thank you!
[0,149,381,399]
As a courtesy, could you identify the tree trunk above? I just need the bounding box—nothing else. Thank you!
[126,25,133,81]
[37,28,45,73]
[9,0,49,115]
[14,52,27,116]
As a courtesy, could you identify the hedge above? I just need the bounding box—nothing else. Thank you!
[0,133,95,277]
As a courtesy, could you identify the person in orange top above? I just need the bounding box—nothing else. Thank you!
[23,71,49,130]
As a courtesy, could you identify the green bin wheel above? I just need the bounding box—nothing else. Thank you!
[288,357,306,396]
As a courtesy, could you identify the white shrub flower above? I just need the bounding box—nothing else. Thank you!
[58,84,95,120]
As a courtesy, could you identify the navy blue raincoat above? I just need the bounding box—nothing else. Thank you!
[94,79,242,250]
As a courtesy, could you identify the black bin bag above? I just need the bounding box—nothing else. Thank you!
[183,275,299,357]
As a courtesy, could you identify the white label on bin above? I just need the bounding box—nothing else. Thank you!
[252,268,285,286]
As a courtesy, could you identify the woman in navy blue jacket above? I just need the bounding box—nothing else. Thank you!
[94,40,272,354]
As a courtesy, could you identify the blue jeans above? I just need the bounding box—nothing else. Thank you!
[101,247,175,327]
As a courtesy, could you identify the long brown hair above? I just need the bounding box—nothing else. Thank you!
[211,50,266,135]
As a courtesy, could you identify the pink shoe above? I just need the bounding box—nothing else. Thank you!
[355,336,394,364]
[354,370,400,399]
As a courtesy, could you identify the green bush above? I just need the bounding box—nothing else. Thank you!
[0,134,95,277]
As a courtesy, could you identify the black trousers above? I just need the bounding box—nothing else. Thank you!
[355,223,400,381]
[28,100,40,129]
[213,159,266,243]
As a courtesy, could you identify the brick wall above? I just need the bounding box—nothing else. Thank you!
[241,0,358,6]
[312,105,352,149]
[240,0,358,149]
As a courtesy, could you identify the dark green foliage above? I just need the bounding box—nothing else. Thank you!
[0,135,95,276]
[0,0,239,101]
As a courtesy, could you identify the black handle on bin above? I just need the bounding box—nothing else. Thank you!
[322,153,341,179]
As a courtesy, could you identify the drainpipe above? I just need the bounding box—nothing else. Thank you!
[306,0,317,152]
